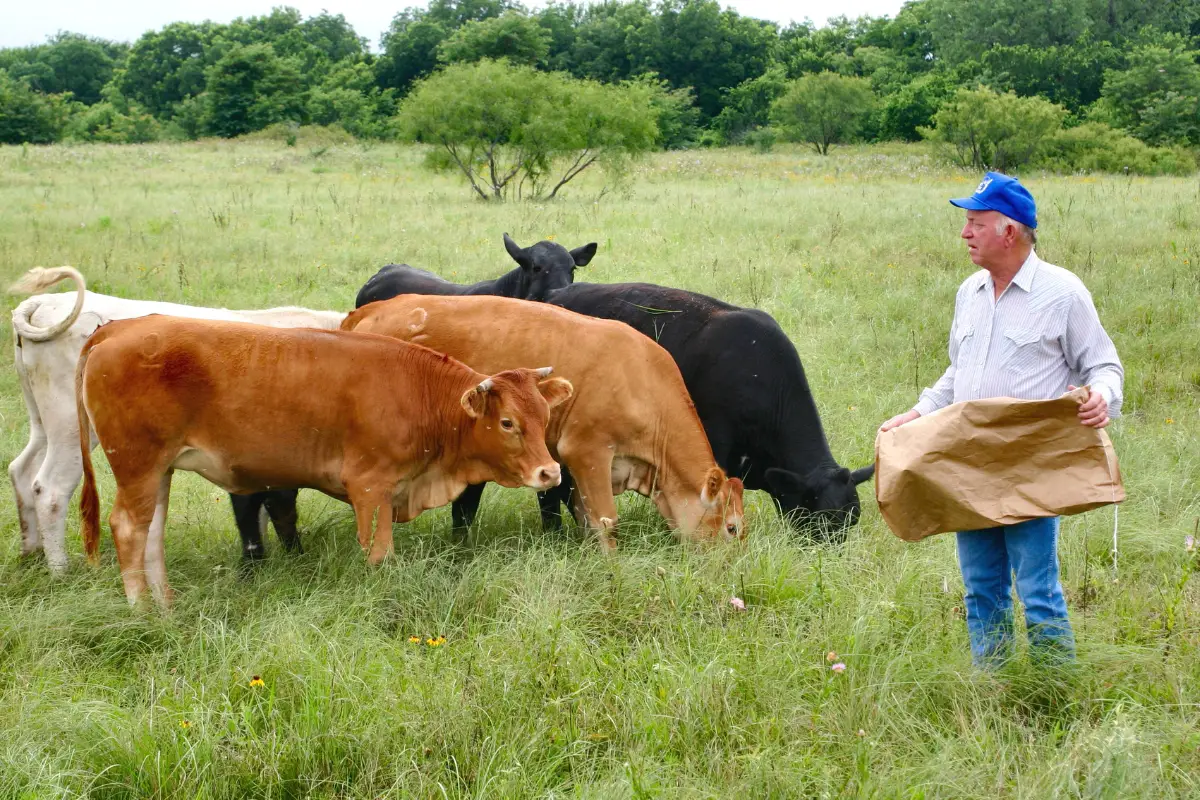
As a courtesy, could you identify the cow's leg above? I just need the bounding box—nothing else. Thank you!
[450,483,486,541]
[537,469,575,531]
[349,486,395,565]
[562,452,618,550]
[31,437,86,574]
[143,471,175,607]
[263,489,303,553]
[230,493,268,561]
[10,428,47,558]
[109,476,161,605]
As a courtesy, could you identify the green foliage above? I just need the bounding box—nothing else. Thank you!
[877,71,956,142]
[204,43,306,138]
[307,62,398,139]
[116,22,220,118]
[1097,36,1200,145]
[924,0,1094,64]
[652,0,777,121]
[564,0,658,83]
[1038,121,1196,175]
[64,85,161,143]
[0,69,76,144]
[437,11,552,66]
[375,15,450,94]
[627,73,700,149]
[962,38,1125,112]
[711,66,788,145]
[771,72,876,155]
[0,33,126,106]
[398,59,657,200]
[921,87,1068,171]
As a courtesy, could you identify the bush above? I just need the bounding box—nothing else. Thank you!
[920,87,1066,171]
[1038,122,1196,175]
[1098,37,1200,146]
[877,72,957,142]
[710,66,788,145]
[626,74,700,150]
[0,69,77,144]
[770,72,876,155]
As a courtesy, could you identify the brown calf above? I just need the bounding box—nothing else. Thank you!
[342,295,745,548]
[77,316,572,604]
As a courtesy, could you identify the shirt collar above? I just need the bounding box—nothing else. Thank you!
[972,250,1040,293]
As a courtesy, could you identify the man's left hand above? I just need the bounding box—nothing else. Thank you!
[1069,384,1109,428]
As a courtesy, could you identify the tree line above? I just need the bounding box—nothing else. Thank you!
[1,0,1197,178]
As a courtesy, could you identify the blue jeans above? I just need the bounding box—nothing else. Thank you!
[956,517,1075,667]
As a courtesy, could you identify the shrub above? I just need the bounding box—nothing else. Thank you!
[770,72,876,155]
[1038,122,1196,175]
[920,87,1066,171]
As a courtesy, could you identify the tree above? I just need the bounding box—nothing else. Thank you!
[64,85,161,143]
[117,22,220,117]
[651,0,777,121]
[307,61,397,138]
[963,38,1124,112]
[770,72,876,154]
[1096,37,1200,145]
[375,13,450,93]
[437,12,552,66]
[567,0,658,83]
[924,0,1093,65]
[397,59,658,200]
[921,87,1067,171]
[204,43,306,137]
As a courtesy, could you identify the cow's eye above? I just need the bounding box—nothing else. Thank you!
[500,418,514,431]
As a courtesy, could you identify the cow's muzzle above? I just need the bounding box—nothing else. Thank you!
[529,463,562,490]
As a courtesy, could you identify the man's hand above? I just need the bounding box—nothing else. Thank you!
[879,409,920,433]
[1069,384,1109,428]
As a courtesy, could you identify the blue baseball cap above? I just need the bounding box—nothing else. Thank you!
[950,171,1038,229]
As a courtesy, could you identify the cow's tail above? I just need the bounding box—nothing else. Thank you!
[76,336,102,564]
[9,266,87,343]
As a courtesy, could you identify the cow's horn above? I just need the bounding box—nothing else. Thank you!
[476,378,494,393]
[534,366,553,377]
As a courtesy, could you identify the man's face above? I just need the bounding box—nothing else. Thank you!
[960,209,1007,268]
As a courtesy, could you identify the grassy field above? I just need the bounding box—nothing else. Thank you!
[0,135,1198,798]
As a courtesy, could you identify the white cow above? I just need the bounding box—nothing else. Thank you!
[9,266,347,572]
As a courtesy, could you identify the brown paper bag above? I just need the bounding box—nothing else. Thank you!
[875,387,1124,542]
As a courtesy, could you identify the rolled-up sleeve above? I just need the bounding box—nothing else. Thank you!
[1064,290,1124,417]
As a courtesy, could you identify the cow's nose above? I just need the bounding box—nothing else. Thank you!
[534,463,561,488]
[726,521,744,539]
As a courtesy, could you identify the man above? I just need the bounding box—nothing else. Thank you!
[880,172,1124,666]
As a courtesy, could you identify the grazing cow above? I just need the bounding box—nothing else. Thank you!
[355,233,597,307]
[545,282,874,538]
[342,295,745,548]
[77,316,571,604]
[8,266,343,572]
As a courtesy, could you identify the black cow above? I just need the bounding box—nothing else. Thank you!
[446,282,873,539]
[356,233,597,307]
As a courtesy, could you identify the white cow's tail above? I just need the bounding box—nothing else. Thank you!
[9,266,87,342]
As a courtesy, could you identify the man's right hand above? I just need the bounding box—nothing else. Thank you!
[879,409,920,432]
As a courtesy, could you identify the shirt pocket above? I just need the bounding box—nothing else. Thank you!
[953,324,975,364]
[1000,327,1043,374]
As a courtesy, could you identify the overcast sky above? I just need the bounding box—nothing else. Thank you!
[3,0,907,50]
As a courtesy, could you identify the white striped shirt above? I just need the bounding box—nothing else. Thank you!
[914,250,1124,418]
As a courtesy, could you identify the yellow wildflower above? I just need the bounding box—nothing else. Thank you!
[180,720,192,729]
[249,675,265,688]
[426,636,446,647]
[408,635,421,644]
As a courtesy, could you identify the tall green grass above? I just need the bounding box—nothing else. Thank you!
[1,139,1197,797]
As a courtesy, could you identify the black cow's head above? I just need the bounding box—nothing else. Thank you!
[765,464,875,540]
[504,232,597,302]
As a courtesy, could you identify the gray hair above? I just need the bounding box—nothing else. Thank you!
[994,214,1037,245]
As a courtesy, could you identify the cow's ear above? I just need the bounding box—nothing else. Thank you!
[504,233,529,269]
[764,467,805,496]
[537,377,574,409]
[850,465,875,485]
[701,466,726,505]
[461,380,492,419]
[570,242,598,267]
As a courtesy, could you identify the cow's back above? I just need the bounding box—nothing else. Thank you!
[344,294,694,432]
[356,264,467,307]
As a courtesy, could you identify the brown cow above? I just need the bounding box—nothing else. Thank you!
[76,316,572,605]
[342,295,745,547]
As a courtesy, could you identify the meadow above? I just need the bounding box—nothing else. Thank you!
[0,135,1198,798]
